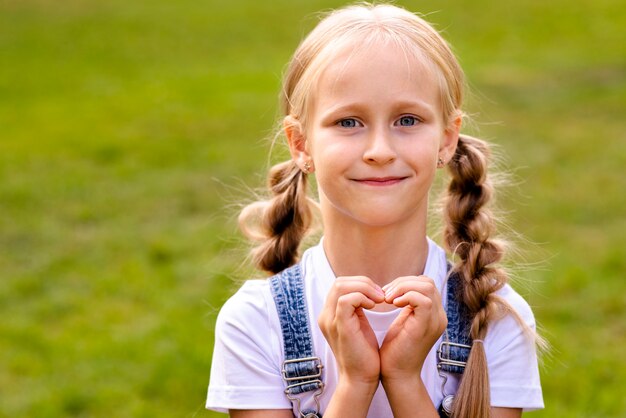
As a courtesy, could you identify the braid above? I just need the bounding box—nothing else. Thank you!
[444,134,508,418]
[238,160,313,275]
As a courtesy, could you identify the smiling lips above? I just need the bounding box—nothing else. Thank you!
[353,176,408,186]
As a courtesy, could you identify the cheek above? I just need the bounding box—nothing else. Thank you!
[310,135,348,167]
[404,137,440,162]
[311,157,338,190]
[310,147,350,195]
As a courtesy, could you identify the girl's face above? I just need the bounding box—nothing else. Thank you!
[289,40,460,230]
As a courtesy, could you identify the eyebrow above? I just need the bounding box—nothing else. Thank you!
[391,99,437,115]
[320,99,437,120]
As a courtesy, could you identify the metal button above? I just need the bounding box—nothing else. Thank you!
[442,394,455,415]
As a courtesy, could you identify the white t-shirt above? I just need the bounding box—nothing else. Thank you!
[206,238,543,416]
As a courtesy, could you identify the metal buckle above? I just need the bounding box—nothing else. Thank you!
[286,384,325,418]
[437,341,471,369]
[282,356,323,381]
[282,357,325,418]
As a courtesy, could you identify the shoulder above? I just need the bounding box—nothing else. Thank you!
[216,279,276,333]
[485,282,538,355]
[212,278,285,377]
[214,278,283,360]
[496,283,537,327]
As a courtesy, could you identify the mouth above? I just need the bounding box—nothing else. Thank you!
[353,176,408,186]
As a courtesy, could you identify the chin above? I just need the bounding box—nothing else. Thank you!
[351,209,415,228]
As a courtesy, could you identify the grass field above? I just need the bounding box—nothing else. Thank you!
[1,0,625,417]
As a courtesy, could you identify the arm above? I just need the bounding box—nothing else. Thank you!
[493,407,522,418]
[382,375,438,418]
[317,276,387,418]
[228,401,523,416]
[230,410,293,418]
[228,380,379,418]
[379,276,447,418]
[379,280,526,418]
[323,379,378,417]
[379,279,538,417]
[382,384,524,418]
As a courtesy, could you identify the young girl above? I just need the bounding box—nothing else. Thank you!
[206,3,543,418]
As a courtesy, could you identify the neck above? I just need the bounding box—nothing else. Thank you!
[322,217,429,287]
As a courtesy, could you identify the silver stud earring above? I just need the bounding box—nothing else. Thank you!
[437,157,445,168]
[303,161,311,173]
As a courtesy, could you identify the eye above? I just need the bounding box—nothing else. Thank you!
[337,118,361,128]
[395,116,420,127]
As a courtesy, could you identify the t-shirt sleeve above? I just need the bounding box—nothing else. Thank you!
[206,280,292,413]
[486,285,544,411]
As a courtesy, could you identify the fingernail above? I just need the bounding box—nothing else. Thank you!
[375,286,385,297]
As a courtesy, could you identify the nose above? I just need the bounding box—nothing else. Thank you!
[362,127,396,165]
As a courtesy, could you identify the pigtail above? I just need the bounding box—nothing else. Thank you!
[238,160,313,275]
[443,134,508,418]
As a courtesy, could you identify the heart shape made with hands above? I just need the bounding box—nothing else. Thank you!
[369,276,447,345]
[320,274,445,338]
[345,276,448,379]
[318,275,448,382]
[344,275,445,336]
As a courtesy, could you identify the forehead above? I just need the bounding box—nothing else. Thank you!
[312,38,442,113]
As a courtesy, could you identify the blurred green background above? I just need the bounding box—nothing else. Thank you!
[1,0,624,416]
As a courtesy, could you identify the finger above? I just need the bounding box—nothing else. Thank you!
[392,291,447,334]
[327,277,385,309]
[392,290,433,311]
[382,275,432,295]
[383,275,436,292]
[320,278,382,337]
[383,276,440,304]
[335,292,378,321]
[336,276,385,296]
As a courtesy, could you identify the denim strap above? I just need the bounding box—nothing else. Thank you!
[437,269,473,374]
[269,264,324,398]
[437,267,473,417]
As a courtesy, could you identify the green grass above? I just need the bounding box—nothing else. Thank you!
[1,0,625,416]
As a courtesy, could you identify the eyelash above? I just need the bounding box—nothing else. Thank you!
[395,115,421,126]
[337,118,362,128]
[336,115,422,128]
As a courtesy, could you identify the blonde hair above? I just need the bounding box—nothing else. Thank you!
[281,4,464,127]
[239,3,539,417]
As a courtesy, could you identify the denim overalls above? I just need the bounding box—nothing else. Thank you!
[270,264,472,418]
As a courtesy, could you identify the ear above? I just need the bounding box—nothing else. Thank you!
[439,112,462,163]
[284,115,314,172]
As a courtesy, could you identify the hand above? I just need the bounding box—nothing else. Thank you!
[379,276,447,382]
[318,276,385,388]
